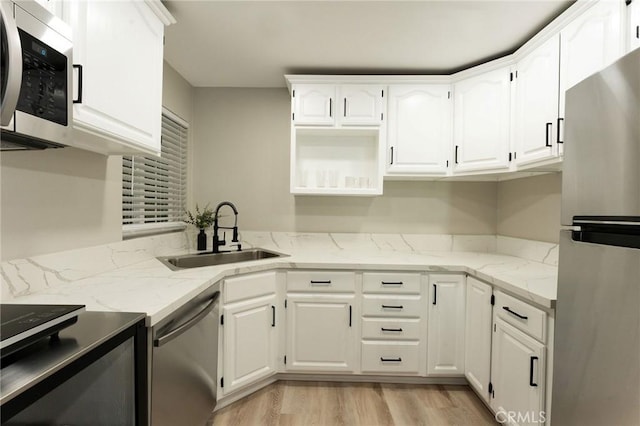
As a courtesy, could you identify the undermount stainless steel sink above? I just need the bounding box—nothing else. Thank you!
[158,248,286,271]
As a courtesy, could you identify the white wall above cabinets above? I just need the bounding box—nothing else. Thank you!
[51,0,174,156]
[452,65,512,174]
[386,84,452,176]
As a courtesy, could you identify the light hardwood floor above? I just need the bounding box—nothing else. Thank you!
[208,381,498,426]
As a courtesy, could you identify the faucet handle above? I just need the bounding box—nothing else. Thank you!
[232,227,239,243]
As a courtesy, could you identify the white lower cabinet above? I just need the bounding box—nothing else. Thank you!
[285,295,356,372]
[361,272,425,376]
[464,277,493,402]
[221,272,278,395]
[491,319,546,426]
[427,274,466,375]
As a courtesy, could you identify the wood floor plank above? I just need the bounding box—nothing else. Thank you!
[208,381,497,426]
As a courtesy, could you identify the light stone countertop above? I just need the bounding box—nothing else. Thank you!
[1,232,559,327]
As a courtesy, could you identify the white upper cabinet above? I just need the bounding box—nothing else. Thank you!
[292,84,384,127]
[338,85,385,126]
[464,277,493,403]
[560,0,625,100]
[292,85,336,126]
[386,85,452,175]
[427,274,466,376]
[453,66,512,173]
[628,0,640,52]
[514,35,561,167]
[61,0,168,156]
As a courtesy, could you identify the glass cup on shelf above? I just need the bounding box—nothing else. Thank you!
[316,170,326,188]
[298,170,309,187]
[345,176,357,188]
[327,170,339,188]
[359,177,370,189]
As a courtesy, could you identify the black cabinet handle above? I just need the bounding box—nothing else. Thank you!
[545,122,552,147]
[344,98,347,117]
[271,306,275,327]
[73,64,83,104]
[329,98,332,117]
[529,356,539,387]
[455,145,459,164]
[503,306,528,320]
[557,118,564,144]
[381,281,403,286]
[390,146,394,165]
[310,280,331,285]
[381,304,403,309]
[381,357,402,362]
[349,305,352,327]
[381,327,403,332]
[433,284,437,305]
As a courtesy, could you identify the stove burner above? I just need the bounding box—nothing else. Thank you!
[1,304,85,361]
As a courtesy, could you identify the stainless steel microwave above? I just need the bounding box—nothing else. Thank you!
[0,0,73,150]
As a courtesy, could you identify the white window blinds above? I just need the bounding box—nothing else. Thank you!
[122,109,188,234]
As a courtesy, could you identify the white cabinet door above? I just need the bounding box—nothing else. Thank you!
[64,0,165,155]
[560,0,625,102]
[286,295,355,372]
[222,294,277,394]
[491,319,546,426]
[338,85,384,126]
[386,85,452,175]
[514,36,561,167]
[629,0,640,52]
[292,85,336,125]
[464,277,493,403]
[453,67,511,173]
[427,274,466,376]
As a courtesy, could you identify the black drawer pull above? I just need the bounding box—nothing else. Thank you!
[381,327,403,332]
[503,306,528,320]
[271,306,276,327]
[529,356,539,387]
[433,284,437,305]
[310,280,331,285]
[381,305,403,309]
[381,357,402,362]
[381,281,403,286]
[557,117,564,144]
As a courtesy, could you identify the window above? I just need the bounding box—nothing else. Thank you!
[122,109,188,237]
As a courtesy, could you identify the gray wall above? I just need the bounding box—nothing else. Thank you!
[0,148,122,261]
[192,88,498,235]
[497,173,561,243]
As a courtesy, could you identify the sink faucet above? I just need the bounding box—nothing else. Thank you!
[212,201,241,253]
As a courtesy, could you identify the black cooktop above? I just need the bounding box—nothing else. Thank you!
[1,304,85,360]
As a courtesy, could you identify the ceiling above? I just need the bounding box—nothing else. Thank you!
[163,1,574,88]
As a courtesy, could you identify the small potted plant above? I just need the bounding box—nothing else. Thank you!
[185,204,215,250]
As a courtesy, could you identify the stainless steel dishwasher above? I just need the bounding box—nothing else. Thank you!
[151,284,220,426]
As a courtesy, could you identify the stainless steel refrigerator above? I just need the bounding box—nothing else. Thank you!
[552,48,640,425]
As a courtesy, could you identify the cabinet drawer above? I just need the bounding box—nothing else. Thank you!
[361,341,420,373]
[362,272,421,294]
[287,271,355,293]
[495,291,547,342]
[362,295,423,318]
[224,271,277,303]
[361,318,421,340]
